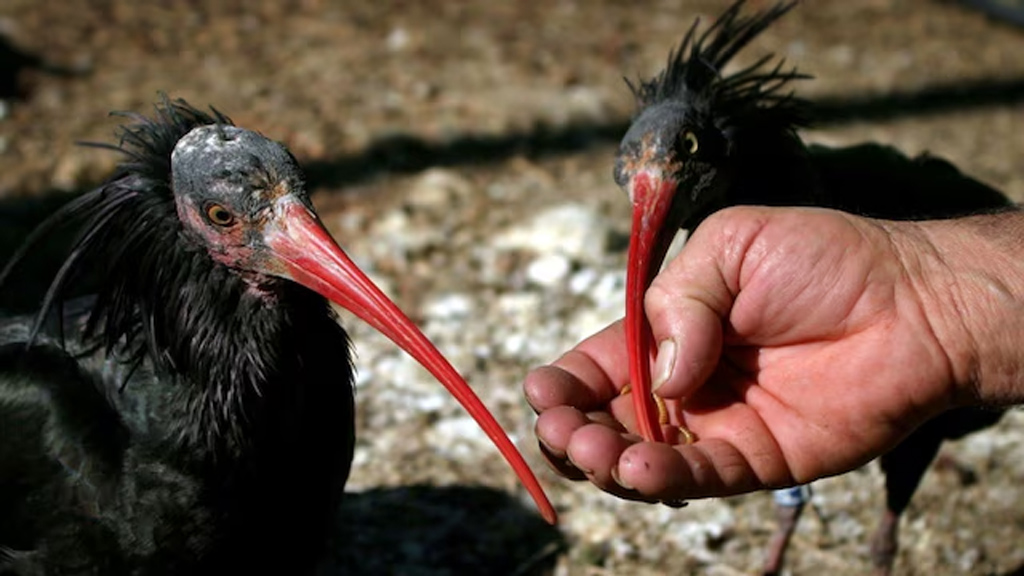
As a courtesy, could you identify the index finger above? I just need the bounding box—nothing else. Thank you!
[523,320,632,413]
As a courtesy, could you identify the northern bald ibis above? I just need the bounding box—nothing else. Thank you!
[0,97,555,575]
[613,2,1009,573]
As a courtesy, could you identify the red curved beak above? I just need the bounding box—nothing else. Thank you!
[263,197,557,525]
[625,169,682,443]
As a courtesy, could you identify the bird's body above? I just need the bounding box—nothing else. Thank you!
[0,98,554,575]
[0,104,354,575]
[614,2,1011,574]
[0,295,353,575]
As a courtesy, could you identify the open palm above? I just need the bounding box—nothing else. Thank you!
[525,207,959,503]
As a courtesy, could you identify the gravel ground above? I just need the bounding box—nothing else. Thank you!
[1,1,1023,575]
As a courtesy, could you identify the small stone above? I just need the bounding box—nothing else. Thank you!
[501,333,526,356]
[386,27,410,52]
[423,293,474,320]
[496,292,542,318]
[569,506,620,544]
[525,253,571,287]
[564,85,610,123]
[590,270,625,305]
[370,210,441,253]
[493,203,611,263]
[568,267,598,295]
[429,416,491,447]
[51,153,88,191]
[406,168,472,209]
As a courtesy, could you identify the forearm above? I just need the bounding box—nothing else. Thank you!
[885,207,1024,408]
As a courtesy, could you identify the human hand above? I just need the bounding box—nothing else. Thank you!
[525,206,991,504]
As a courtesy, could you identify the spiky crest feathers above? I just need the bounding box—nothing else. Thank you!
[626,1,810,130]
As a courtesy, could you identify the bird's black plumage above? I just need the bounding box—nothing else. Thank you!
[616,2,1013,574]
[0,98,355,574]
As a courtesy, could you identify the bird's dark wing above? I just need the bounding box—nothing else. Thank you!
[809,142,1013,219]
[0,308,127,571]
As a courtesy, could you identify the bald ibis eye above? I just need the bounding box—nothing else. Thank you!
[681,130,699,156]
[205,204,236,227]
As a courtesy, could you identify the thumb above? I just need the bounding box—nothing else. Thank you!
[644,206,771,399]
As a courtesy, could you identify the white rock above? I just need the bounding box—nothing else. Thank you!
[656,502,735,564]
[569,306,622,344]
[496,292,542,318]
[426,416,494,460]
[423,293,474,320]
[331,210,365,235]
[373,354,435,395]
[407,168,472,208]
[590,270,626,305]
[568,506,621,544]
[568,267,599,295]
[493,204,610,263]
[370,209,442,253]
[564,85,611,123]
[500,333,527,357]
[431,416,491,445]
[386,27,410,52]
[370,209,410,237]
[525,253,571,287]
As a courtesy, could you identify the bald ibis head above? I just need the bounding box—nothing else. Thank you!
[615,1,810,441]
[3,97,555,526]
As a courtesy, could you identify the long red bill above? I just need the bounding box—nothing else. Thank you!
[265,197,557,525]
[625,170,681,444]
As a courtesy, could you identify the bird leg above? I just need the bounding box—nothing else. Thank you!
[762,486,810,575]
[619,384,696,444]
[869,508,898,576]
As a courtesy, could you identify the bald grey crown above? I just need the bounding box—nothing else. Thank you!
[170,125,303,199]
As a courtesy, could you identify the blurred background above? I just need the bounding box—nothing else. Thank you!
[1,0,1023,574]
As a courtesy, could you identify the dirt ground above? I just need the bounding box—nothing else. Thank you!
[1,1,1023,575]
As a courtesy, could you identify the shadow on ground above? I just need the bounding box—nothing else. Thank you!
[2,75,1023,209]
[322,485,565,576]
[0,32,91,102]
[281,74,1024,189]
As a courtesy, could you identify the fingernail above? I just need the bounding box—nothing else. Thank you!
[611,465,634,491]
[566,449,593,476]
[536,435,564,459]
[652,339,676,392]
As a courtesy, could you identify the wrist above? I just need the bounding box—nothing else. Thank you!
[886,209,1024,408]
